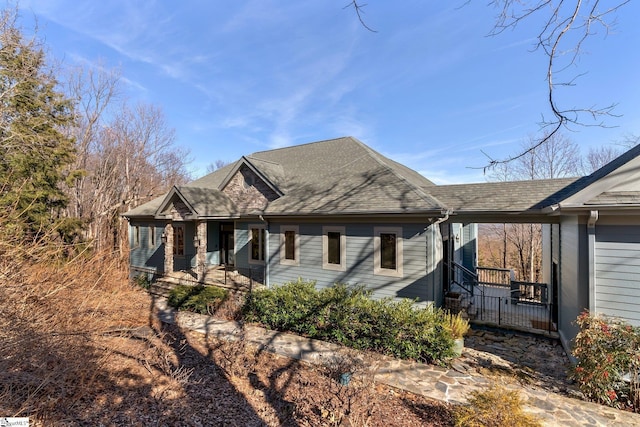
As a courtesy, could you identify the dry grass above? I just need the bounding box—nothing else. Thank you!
[454,386,542,427]
[0,229,455,425]
[0,239,153,423]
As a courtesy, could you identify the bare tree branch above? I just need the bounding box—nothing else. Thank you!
[480,0,630,169]
[344,1,377,33]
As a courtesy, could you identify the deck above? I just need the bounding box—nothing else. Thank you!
[448,265,557,336]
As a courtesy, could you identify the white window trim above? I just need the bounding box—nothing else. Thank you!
[374,226,403,278]
[280,225,300,266]
[149,225,156,247]
[133,225,140,248]
[248,223,266,265]
[322,226,346,272]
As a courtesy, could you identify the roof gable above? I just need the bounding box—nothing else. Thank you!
[220,164,281,214]
[155,186,198,220]
[219,156,283,197]
[559,144,640,207]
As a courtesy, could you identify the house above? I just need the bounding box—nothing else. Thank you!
[124,137,448,305]
[124,137,640,352]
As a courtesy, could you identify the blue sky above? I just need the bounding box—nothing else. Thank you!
[15,0,640,184]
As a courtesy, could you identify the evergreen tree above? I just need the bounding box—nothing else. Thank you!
[0,9,76,240]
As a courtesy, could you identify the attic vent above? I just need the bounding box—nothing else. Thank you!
[244,175,255,189]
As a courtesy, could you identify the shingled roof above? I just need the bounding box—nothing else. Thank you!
[124,136,640,220]
[124,137,445,218]
[428,178,579,213]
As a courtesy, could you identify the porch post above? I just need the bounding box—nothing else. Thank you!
[195,220,207,282]
[164,222,174,275]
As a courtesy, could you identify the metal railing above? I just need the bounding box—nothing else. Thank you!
[470,293,555,333]
[477,266,514,286]
[447,261,479,296]
[510,281,548,305]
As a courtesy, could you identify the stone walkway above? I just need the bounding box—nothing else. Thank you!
[154,299,640,426]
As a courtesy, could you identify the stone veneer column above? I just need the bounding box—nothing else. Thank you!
[195,220,207,282]
[164,222,173,275]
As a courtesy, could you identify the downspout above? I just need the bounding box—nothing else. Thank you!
[259,214,270,288]
[587,210,599,313]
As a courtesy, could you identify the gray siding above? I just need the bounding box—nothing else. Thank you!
[461,223,477,272]
[129,220,165,278]
[267,221,437,303]
[426,224,443,305]
[595,225,640,326]
[559,217,589,349]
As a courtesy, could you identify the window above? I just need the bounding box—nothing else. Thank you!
[149,225,156,247]
[280,225,299,266]
[249,224,266,264]
[173,225,185,256]
[322,226,346,271]
[374,227,403,277]
[133,225,140,248]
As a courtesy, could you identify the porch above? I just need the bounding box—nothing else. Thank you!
[148,264,265,297]
[446,264,557,336]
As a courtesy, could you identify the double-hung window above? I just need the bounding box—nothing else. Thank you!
[249,224,266,264]
[374,227,403,277]
[322,226,346,271]
[280,225,299,266]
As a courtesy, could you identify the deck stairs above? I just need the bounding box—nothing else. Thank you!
[445,261,480,319]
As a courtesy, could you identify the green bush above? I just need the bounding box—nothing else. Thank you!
[168,285,228,315]
[243,280,455,364]
[243,278,320,333]
[571,311,640,410]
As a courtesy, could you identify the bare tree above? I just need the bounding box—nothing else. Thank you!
[65,64,121,220]
[63,66,190,251]
[512,132,582,180]
[583,145,622,174]
[206,159,230,174]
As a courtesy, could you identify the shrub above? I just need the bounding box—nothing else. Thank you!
[168,285,228,315]
[444,312,470,339]
[132,273,151,289]
[243,281,455,364]
[243,278,320,333]
[454,386,542,427]
[571,311,640,410]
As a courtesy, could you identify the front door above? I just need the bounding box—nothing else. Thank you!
[220,222,235,266]
[172,223,187,270]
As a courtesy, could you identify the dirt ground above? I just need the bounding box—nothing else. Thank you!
[2,253,571,426]
[57,320,456,426]
[2,273,454,426]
